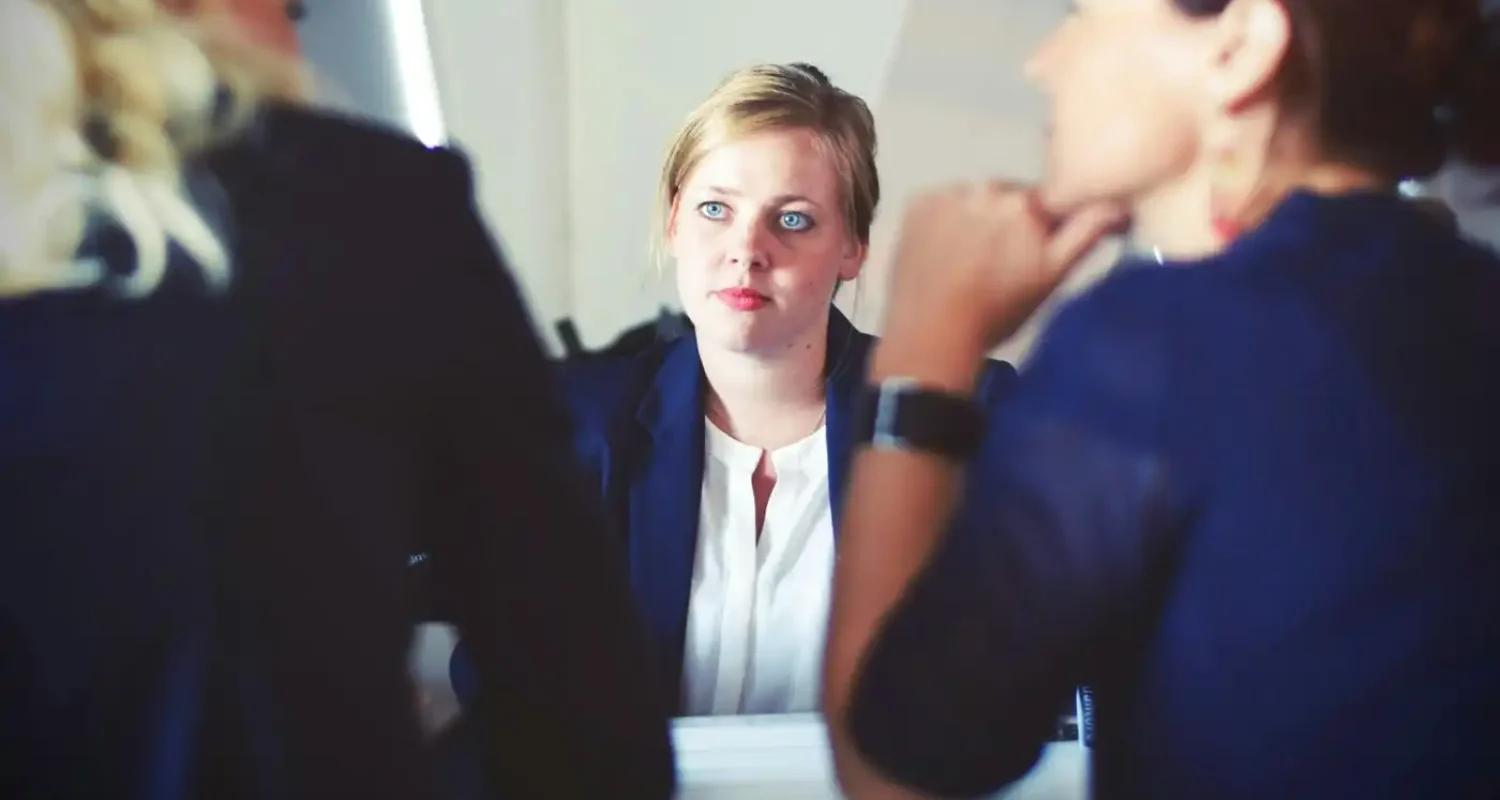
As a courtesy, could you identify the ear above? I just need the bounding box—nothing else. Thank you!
[1207,0,1293,113]
[838,239,868,281]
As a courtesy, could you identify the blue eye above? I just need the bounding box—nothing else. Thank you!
[779,211,811,231]
[699,201,728,219]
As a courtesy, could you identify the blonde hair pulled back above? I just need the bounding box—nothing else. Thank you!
[653,62,880,268]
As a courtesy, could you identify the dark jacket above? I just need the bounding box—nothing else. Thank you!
[0,107,674,800]
[846,190,1500,799]
[558,309,1018,713]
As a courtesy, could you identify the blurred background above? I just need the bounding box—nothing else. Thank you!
[245,0,1500,364]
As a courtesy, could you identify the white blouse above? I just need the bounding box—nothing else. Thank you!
[679,419,836,716]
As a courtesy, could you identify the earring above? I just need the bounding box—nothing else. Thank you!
[1207,141,1253,244]
[1210,210,1245,244]
[1206,121,1272,246]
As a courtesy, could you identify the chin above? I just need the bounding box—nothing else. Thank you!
[1040,172,1139,219]
[1040,146,1137,213]
[1042,176,1117,217]
[1036,174,1085,215]
[694,315,770,355]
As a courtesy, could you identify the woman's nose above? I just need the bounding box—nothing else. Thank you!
[727,219,773,269]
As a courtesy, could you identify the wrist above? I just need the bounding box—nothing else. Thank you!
[869,322,990,395]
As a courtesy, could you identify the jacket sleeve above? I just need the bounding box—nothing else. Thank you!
[411,147,676,799]
[846,271,1183,798]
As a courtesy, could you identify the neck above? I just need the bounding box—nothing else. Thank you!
[701,322,828,450]
[1131,163,1221,261]
[1131,159,1386,261]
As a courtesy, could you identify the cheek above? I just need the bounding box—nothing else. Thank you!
[1051,42,1202,199]
[673,248,711,304]
[772,240,847,296]
[670,224,722,272]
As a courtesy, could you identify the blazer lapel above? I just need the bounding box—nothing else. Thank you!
[628,335,706,708]
[625,311,871,706]
[823,309,871,537]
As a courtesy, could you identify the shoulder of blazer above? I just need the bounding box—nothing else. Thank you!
[207,103,472,204]
[557,346,671,448]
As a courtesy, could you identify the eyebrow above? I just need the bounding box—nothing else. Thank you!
[701,185,824,208]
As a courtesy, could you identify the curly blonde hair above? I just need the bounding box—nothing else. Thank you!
[0,0,303,299]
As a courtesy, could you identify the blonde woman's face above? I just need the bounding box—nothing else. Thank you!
[669,128,865,357]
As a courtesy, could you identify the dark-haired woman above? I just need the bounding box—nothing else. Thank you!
[823,1,1500,798]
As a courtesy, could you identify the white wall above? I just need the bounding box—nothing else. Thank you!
[420,0,573,339]
[297,2,408,131]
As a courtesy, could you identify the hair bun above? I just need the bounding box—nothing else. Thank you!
[790,62,832,86]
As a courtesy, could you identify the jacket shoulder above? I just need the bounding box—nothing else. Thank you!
[558,347,668,438]
[211,104,471,200]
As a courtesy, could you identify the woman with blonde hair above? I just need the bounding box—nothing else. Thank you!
[0,2,673,797]
[558,63,1015,717]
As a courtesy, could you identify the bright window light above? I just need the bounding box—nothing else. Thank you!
[384,0,447,147]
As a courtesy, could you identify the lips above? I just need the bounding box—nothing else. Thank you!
[714,287,769,311]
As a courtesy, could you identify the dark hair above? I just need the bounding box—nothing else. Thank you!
[1172,0,1500,177]
[789,62,834,86]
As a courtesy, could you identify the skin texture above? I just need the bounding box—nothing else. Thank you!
[670,127,864,361]
[1027,0,1213,216]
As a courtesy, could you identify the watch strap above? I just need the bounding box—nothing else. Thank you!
[853,378,985,460]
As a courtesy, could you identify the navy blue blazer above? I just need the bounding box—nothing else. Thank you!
[0,107,674,800]
[846,191,1500,799]
[558,309,1018,713]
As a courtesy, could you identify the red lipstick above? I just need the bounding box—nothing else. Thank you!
[715,287,769,311]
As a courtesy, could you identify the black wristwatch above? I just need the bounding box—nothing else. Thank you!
[853,377,986,461]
